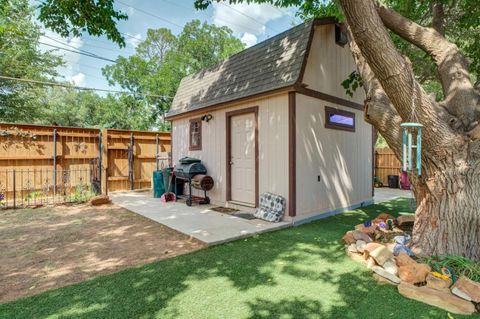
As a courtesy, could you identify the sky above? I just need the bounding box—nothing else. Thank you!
[35,0,301,93]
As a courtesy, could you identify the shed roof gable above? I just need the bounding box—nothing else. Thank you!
[166,17,337,118]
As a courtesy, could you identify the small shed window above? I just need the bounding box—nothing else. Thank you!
[189,118,202,150]
[325,106,355,132]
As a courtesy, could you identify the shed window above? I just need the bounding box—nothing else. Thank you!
[325,106,355,132]
[189,118,202,150]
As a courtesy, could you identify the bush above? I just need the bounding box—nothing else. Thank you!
[420,255,480,282]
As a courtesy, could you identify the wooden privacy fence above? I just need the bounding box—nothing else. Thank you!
[0,123,171,208]
[375,148,402,185]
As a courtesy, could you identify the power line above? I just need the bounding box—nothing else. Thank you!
[0,75,172,99]
[116,0,183,29]
[43,34,136,56]
[39,41,118,63]
[218,2,282,33]
[42,35,108,60]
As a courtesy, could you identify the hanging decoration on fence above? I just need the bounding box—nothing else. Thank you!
[0,127,38,140]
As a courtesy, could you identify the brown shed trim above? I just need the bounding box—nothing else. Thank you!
[294,84,364,111]
[225,106,259,207]
[324,106,356,132]
[189,118,202,151]
[166,87,294,121]
[288,92,296,217]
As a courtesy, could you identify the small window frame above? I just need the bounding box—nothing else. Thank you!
[325,106,355,132]
[189,118,202,151]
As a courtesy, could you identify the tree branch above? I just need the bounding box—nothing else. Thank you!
[340,0,457,154]
[346,25,403,156]
[377,4,480,129]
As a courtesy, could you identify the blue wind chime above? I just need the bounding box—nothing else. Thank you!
[401,123,422,176]
[401,73,423,177]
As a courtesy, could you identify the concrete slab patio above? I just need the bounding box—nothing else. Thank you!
[374,187,413,203]
[111,191,291,245]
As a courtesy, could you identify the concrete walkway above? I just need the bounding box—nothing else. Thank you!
[374,187,413,203]
[111,191,290,245]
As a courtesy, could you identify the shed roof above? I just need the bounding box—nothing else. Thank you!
[166,18,336,118]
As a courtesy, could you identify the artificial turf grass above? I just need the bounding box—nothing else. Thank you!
[0,199,476,319]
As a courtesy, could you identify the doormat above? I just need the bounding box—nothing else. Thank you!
[210,207,239,213]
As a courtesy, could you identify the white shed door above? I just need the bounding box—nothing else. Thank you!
[230,113,256,205]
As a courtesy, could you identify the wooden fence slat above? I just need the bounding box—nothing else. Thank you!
[375,148,402,185]
[0,123,171,195]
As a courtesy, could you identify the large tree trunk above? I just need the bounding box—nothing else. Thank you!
[413,152,480,259]
[340,0,480,260]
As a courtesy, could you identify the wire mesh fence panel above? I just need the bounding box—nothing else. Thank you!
[0,168,106,209]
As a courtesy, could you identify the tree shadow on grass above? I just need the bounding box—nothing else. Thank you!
[1,198,461,319]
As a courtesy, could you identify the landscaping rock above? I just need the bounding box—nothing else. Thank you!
[451,276,480,303]
[426,273,452,291]
[355,223,376,235]
[372,265,401,284]
[398,263,431,284]
[398,283,476,315]
[90,195,111,206]
[375,213,396,222]
[347,243,358,253]
[356,240,367,253]
[370,246,394,266]
[383,258,398,276]
[373,273,398,286]
[367,257,376,269]
[364,242,383,253]
[395,251,416,267]
[352,230,372,243]
[342,231,356,245]
[346,249,368,266]
[397,214,415,227]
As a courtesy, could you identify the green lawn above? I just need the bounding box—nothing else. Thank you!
[0,198,476,319]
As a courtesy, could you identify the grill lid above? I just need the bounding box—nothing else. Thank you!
[174,162,207,179]
[179,157,201,164]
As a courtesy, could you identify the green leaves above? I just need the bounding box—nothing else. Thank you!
[102,19,245,127]
[36,0,128,47]
[341,71,362,97]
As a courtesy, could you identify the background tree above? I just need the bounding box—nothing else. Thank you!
[102,20,244,127]
[0,0,62,122]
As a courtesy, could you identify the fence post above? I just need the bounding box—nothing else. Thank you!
[53,129,57,196]
[12,169,16,209]
[155,134,159,171]
[101,129,108,195]
[129,133,134,190]
[98,130,102,194]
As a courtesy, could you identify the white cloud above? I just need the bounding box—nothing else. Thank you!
[241,33,258,47]
[125,33,142,48]
[212,3,284,36]
[71,73,86,86]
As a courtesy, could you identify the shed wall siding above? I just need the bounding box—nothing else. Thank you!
[172,94,290,212]
[302,24,364,105]
[295,93,372,217]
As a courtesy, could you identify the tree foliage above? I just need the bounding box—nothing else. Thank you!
[102,20,244,123]
[36,0,128,47]
[0,0,62,122]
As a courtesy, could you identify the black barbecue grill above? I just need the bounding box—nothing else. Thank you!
[173,157,213,206]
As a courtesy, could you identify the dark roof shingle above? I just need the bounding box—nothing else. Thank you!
[167,19,333,117]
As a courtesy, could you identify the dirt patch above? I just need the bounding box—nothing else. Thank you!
[0,203,205,303]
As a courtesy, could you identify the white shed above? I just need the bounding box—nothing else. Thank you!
[166,17,373,223]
